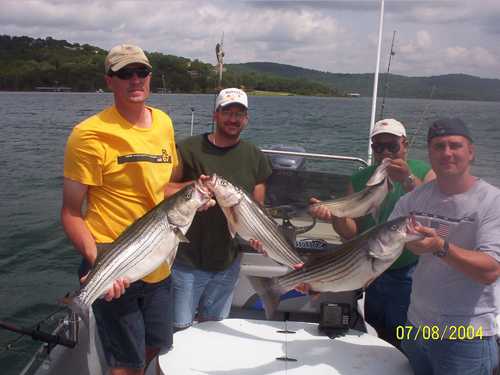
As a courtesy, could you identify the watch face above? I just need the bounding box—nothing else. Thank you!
[403,174,415,189]
[434,241,449,257]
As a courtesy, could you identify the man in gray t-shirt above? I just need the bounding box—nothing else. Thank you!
[389,118,500,375]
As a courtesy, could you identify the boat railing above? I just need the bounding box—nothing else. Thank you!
[262,149,368,167]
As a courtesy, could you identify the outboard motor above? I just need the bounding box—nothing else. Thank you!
[268,144,306,170]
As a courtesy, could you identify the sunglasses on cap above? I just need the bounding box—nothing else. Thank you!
[371,142,401,153]
[109,67,151,80]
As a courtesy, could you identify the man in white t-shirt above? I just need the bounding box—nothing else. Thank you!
[390,118,500,375]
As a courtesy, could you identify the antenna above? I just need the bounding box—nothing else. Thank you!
[379,30,397,120]
[215,32,225,90]
[213,32,225,132]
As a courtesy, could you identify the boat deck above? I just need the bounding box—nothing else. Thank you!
[158,319,412,375]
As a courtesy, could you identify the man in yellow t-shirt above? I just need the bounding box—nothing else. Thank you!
[62,44,179,375]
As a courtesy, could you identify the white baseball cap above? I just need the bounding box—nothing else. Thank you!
[215,88,248,110]
[371,118,406,138]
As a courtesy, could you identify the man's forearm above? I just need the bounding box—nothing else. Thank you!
[61,208,97,265]
[332,217,358,241]
[437,239,500,285]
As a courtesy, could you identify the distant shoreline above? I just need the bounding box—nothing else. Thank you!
[247,90,295,96]
[1,90,499,103]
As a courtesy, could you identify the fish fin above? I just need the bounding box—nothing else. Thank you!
[363,277,376,290]
[221,206,238,238]
[247,276,282,320]
[370,205,381,224]
[387,177,393,192]
[173,227,190,243]
[368,178,391,223]
[60,292,90,327]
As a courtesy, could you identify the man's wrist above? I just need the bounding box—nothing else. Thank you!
[433,238,449,258]
[403,174,416,190]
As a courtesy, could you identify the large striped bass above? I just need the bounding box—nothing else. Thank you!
[65,182,211,324]
[248,215,422,319]
[205,174,304,269]
[310,158,392,220]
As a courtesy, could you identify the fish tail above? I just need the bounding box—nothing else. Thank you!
[247,276,282,320]
[61,293,90,327]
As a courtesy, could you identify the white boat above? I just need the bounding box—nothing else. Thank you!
[13,1,423,373]
[19,147,398,375]
[160,319,411,374]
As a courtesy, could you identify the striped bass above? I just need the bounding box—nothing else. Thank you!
[206,174,304,269]
[65,182,211,324]
[310,158,392,220]
[248,215,422,319]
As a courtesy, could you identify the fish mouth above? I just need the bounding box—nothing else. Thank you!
[405,214,418,234]
[209,173,218,186]
[199,174,217,192]
[195,183,209,195]
[194,180,211,198]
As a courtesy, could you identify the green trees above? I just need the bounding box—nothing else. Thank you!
[0,35,336,96]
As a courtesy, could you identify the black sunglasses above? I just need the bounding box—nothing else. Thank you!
[109,67,151,80]
[371,142,401,153]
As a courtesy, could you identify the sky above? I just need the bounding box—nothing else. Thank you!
[2,0,500,79]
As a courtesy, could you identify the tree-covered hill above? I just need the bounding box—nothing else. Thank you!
[227,62,500,101]
[0,35,337,96]
[2,35,499,101]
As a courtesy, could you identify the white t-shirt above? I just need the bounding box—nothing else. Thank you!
[390,178,500,336]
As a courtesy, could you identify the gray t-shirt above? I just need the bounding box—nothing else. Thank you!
[390,178,500,336]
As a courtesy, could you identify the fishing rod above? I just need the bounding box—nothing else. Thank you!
[408,85,437,149]
[190,106,195,136]
[379,30,397,120]
[0,319,76,349]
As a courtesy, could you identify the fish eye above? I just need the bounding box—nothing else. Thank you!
[184,190,192,200]
[390,224,398,231]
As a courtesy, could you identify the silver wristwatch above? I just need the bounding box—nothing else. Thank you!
[433,240,449,258]
[403,174,416,190]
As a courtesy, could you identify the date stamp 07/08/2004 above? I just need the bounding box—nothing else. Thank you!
[395,325,484,341]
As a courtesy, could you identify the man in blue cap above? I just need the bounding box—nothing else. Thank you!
[390,118,500,374]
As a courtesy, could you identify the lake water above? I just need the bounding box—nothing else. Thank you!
[0,92,499,374]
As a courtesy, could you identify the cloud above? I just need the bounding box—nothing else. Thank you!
[446,46,497,67]
[398,29,431,55]
[1,0,500,78]
[416,30,432,49]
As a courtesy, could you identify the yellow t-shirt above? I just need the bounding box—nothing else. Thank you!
[64,105,178,283]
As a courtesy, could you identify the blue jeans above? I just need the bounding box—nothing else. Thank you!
[364,263,415,347]
[172,256,241,329]
[402,328,499,375]
[93,277,173,369]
